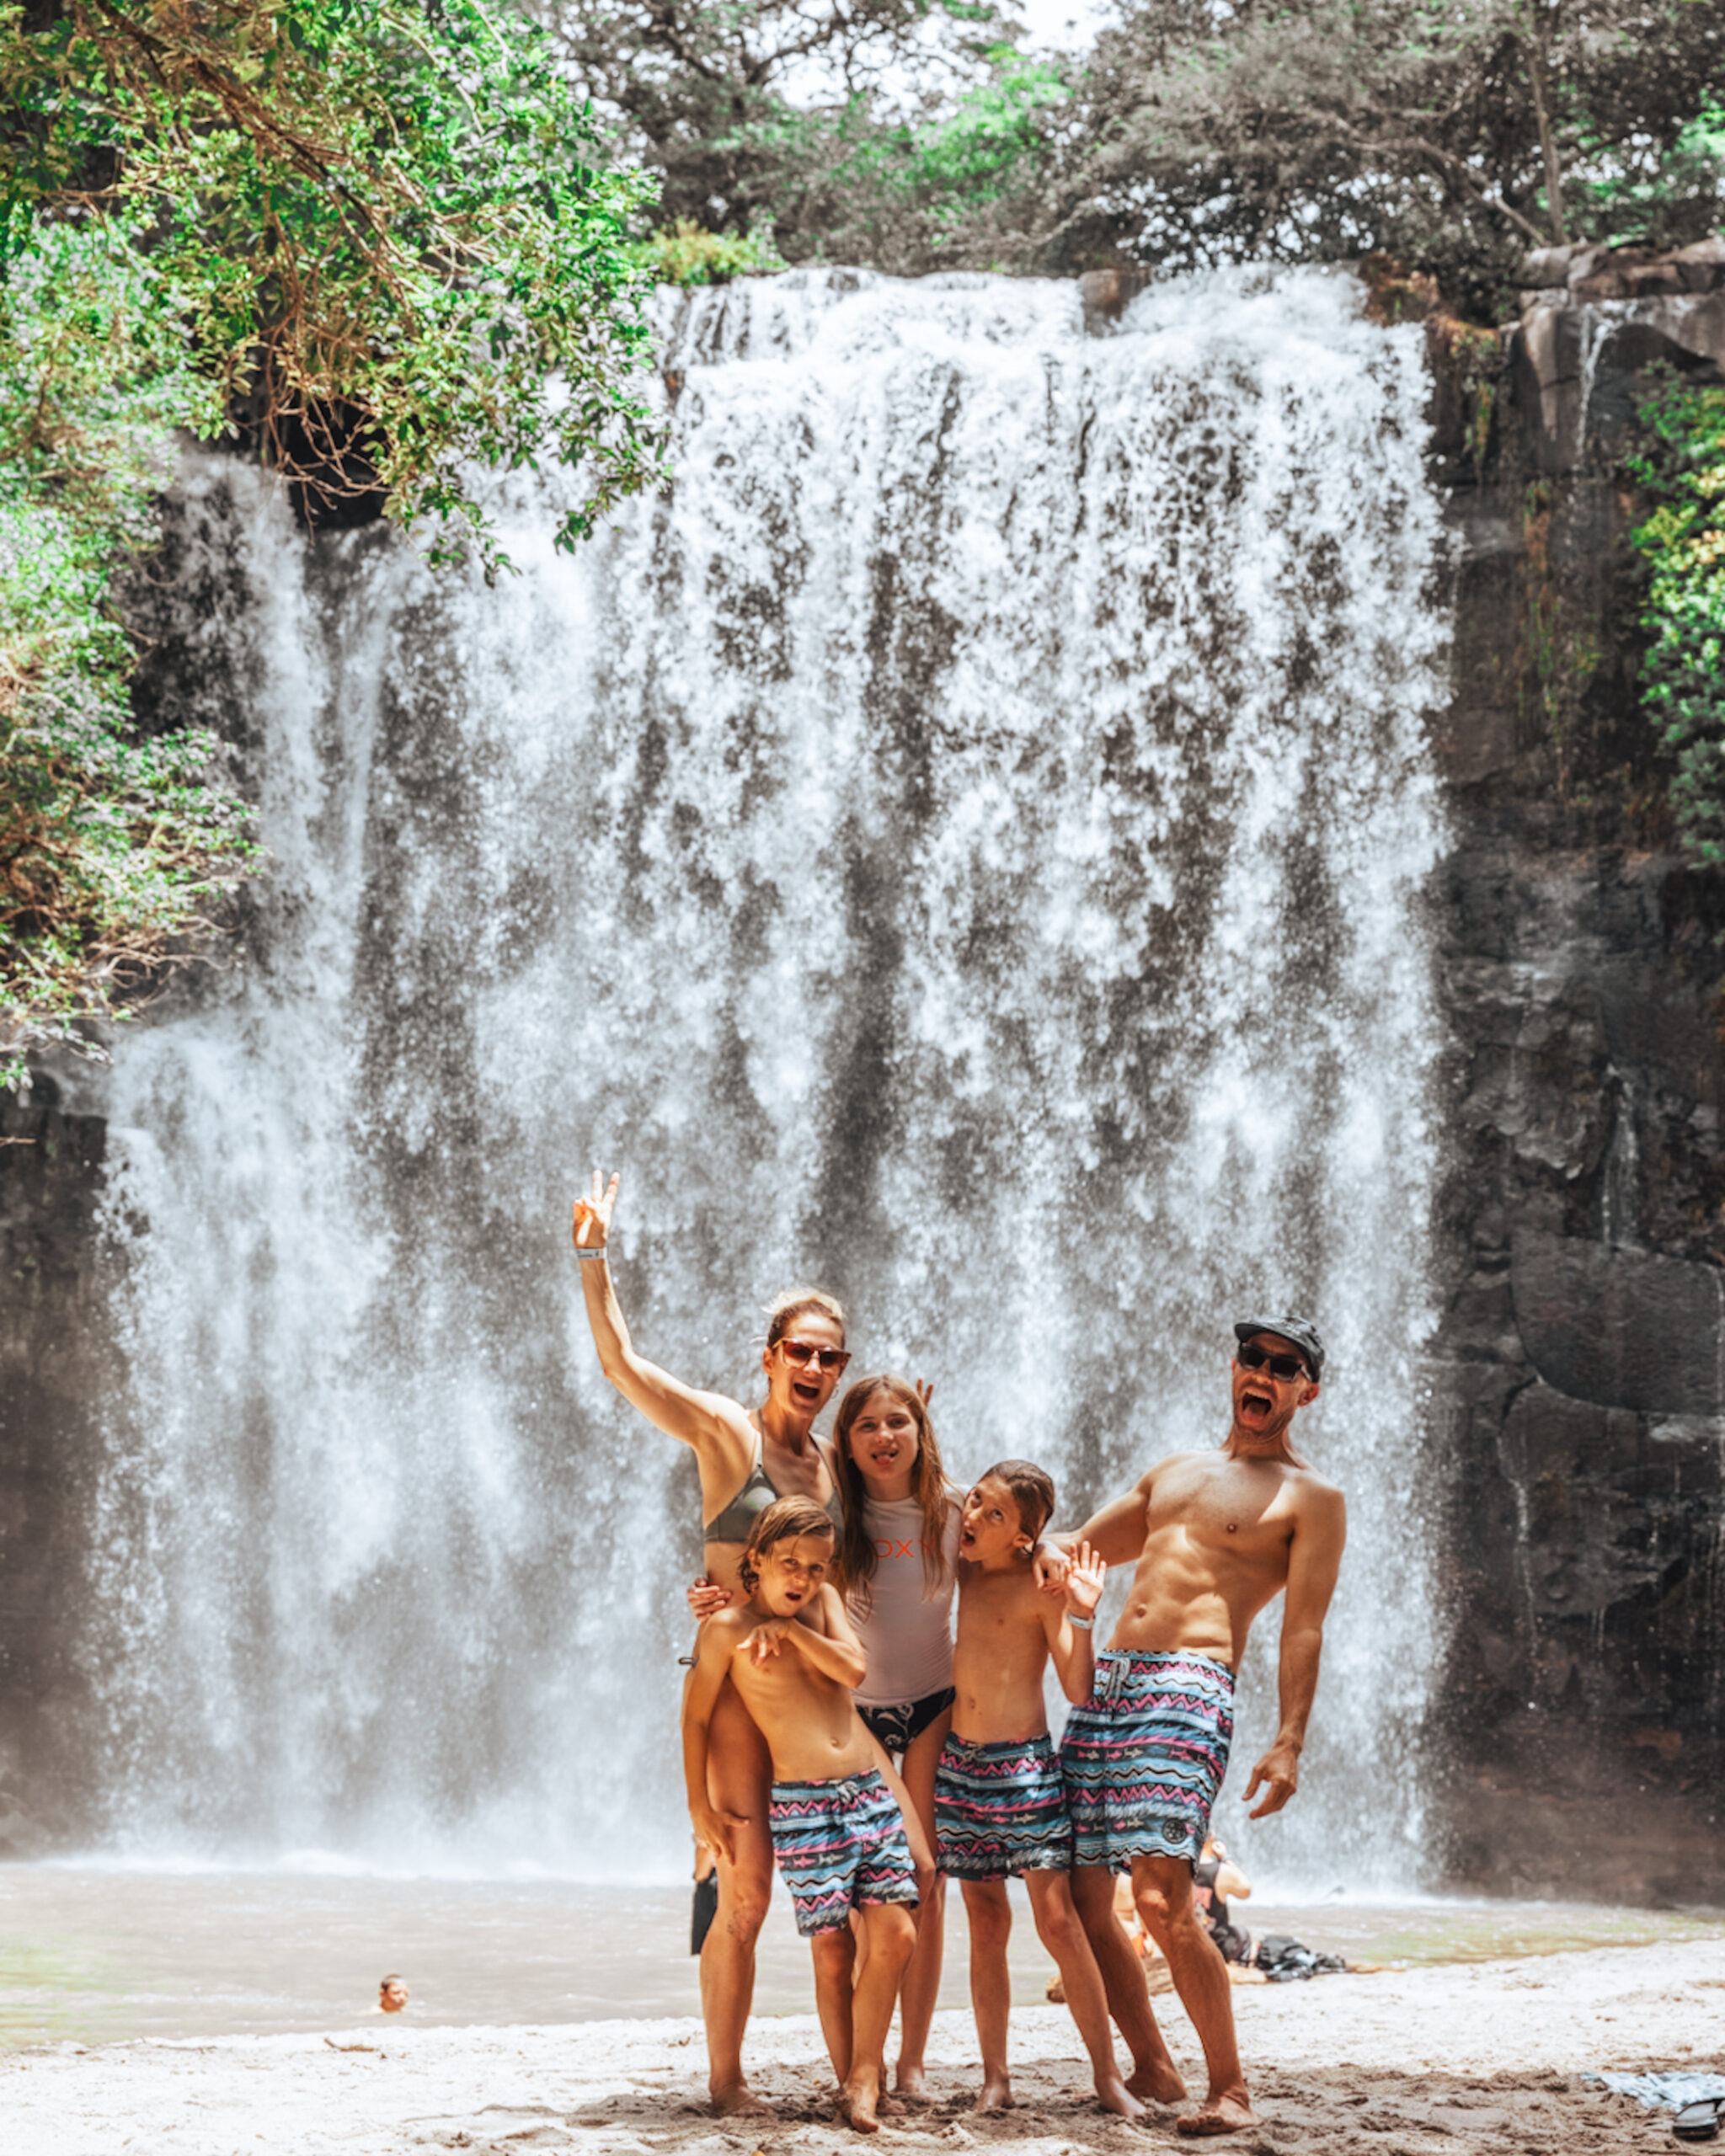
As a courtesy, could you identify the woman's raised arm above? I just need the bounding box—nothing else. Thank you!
[572,1167,752,1465]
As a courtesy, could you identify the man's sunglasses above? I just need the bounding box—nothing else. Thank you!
[777,1339,852,1374]
[1236,1343,1310,1382]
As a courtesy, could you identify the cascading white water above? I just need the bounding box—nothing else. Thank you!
[87,264,1449,1885]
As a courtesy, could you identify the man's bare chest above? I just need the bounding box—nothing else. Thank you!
[1149,1463,1296,1563]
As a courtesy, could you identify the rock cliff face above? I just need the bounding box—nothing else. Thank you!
[0,1082,109,1849]
[1430,238,1725,1903]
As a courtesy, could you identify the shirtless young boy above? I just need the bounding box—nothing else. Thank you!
[934,1461,1145,2122]
[683,1495,919,2135]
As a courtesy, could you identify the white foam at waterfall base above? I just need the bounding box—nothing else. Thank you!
[85,264,1450,1889]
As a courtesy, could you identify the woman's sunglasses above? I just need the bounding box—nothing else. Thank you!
[777,1339,851,1374]
[1236,1343,1310,1382]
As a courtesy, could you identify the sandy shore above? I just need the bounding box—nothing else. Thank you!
[6,1936,1722,2156]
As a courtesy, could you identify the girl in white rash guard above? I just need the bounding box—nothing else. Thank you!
[829,1374,960,2105]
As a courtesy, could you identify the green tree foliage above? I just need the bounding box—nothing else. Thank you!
[530,0,1721,302]
[0,214,255,1069]
[967,0,1725,311]
[5,0,664,563]
[0,0,663,1068]
[698,45,1067,268]
[806,47,1068,257]
[1627,376,1725,867]
[1581,101,1725,247]
[628,217,786,285]
[529,0,1038,269]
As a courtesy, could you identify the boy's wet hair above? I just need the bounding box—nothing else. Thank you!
[980,1460,1055,1545]
[739,1493,836,1592]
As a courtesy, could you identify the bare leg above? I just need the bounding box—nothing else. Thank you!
[697,1679,774,2115]
[892,1709,950,2099]
[810,1927,857,2084]
[1070,1863,1187,2105]
[1132,1854,1255,2134]
[959,1877,1014,2111]
[1025,1870,1145,2121]
[841,1903,916,2133]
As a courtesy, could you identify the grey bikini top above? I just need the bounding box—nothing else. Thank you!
[702,1432,843,1546]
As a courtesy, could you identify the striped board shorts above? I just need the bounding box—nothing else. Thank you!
[767,1767,920,1937]
[933,1731,1072,1881]
[1059,1649,1234,1870]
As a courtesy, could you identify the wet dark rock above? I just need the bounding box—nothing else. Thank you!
[1429,240,1725,1904]
[1509,267,1725,472]
[1078,269,1154,335]
[1511,1234,1725,1412]
[0,1079,111,1846]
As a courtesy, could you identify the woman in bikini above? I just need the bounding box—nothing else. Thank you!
[687,1372,960,2102]
[571,1166,849,2117]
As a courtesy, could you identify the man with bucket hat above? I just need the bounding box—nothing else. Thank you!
[1055,1315,1347,2137]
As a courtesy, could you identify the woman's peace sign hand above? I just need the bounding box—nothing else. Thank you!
[572,1166,619,1252]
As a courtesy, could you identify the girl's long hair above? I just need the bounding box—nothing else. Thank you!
[830,1374,953,1609]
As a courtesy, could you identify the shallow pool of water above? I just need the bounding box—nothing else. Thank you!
[2,1870,1719,2049]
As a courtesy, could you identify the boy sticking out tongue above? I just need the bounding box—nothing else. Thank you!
[937,1462,1147,2121]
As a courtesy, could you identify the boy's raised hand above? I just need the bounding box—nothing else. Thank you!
[571,1166,619,1251]
[1065,1540,1106,1619]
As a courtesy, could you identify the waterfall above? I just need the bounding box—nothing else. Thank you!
[85,265,1450,1886]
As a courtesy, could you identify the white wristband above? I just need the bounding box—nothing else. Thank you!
[1068,1615,1094,1631]
[575,1246,610,1262]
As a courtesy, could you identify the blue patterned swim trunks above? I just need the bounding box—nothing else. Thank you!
[1058,1649,1234,1871]
[934,1731,1072,1880]
[767,1766,920,1937]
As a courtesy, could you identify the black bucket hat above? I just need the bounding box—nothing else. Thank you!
[1233,1315,1326,1380]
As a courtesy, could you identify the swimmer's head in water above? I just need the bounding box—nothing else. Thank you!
[738,1493,836,1598]
[831,1375,949,1604]
[379,1975,409,2011]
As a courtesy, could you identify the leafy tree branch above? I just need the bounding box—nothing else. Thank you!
[0,0,666,1069]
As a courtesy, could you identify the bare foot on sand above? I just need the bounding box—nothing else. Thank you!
[710,2082,772,2117]
[1097,2073,1148,2121]
[839,2077,884,2134]
[893,2065,934,2105]
[972,2074,1013,2113]
[1177,2091,1258,2136]
[1128,2058,1189,2106]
